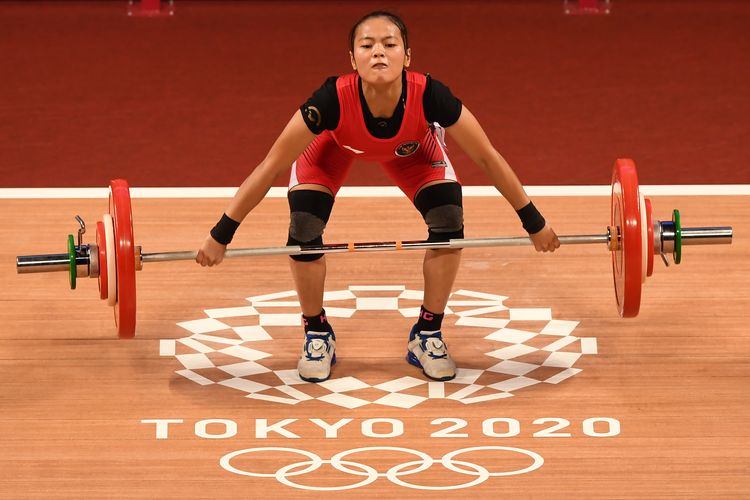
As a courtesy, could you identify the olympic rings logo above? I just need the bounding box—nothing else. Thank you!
[220,445,544,490]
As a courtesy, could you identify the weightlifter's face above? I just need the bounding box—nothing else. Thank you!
[350,17,411,85]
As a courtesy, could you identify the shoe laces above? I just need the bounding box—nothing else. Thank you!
[416,331,448,360]
[304,332,332,361]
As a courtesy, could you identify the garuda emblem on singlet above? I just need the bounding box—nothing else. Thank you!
[395,141,420,157]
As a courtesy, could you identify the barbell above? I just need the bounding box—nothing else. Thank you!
[16,159,732,338]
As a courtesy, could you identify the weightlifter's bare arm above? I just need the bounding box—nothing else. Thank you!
[196,111,315,266]
[447,105,560,252]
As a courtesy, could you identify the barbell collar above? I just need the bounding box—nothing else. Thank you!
[659,223,732,252]
[16,253,90,276]
[679,226,733,245]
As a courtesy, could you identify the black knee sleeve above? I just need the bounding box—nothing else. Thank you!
[414,182,464,242]
[287,190,335,262]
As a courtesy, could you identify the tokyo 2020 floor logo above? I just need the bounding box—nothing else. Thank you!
[159,285,597,408]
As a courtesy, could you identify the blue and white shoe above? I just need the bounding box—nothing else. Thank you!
[297,327,336,383]
[406,324,456,381]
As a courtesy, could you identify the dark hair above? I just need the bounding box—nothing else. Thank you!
[349,11,409,51]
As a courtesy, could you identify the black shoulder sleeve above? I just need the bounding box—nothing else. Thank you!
[300,76,340,134]
[423,75,463,127]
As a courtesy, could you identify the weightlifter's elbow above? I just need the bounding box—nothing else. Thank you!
[474,148,505,173]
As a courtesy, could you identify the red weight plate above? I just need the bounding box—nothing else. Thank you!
[610,159,642,317]
[96,221,108,300]
[645,198,654,277]
[639,193,647,284]
[109,179,137,338]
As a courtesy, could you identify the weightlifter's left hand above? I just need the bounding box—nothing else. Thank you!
[196,235,227,267]
[529,224,561,252]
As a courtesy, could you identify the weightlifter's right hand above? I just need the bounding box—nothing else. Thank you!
[196,235,227,267]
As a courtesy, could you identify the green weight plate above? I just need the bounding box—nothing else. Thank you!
[68,234,76,290]
[673,209,682,264]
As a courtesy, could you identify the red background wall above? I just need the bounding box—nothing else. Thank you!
[1,0,748,187]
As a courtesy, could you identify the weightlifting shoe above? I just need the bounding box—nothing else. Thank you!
[297,327,336,383]
[406,325,456,381]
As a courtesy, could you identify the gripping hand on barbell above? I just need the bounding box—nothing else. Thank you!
[196,235,227,267]
[529,224,561,253]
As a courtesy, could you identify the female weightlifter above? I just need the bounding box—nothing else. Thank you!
[196,11,560,383]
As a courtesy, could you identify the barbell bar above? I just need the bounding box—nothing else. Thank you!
[15,159,733,338]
